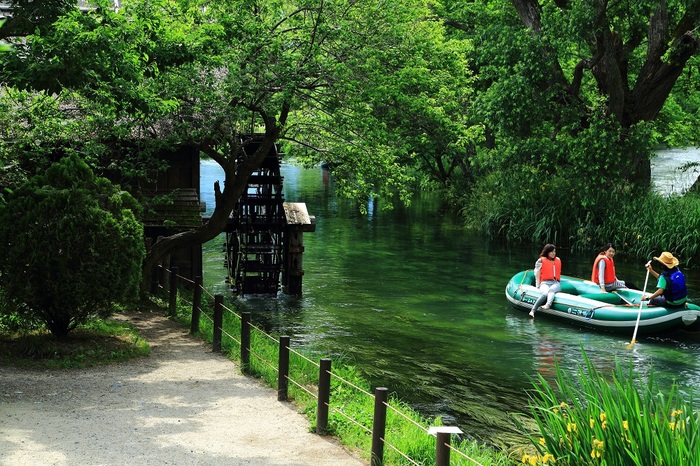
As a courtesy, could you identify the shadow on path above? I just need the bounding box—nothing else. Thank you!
[0,310,364,466]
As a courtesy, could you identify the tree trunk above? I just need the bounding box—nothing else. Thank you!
[510,0,700,187]
[140,129,280,295]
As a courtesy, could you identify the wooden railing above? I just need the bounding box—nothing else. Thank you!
[156,265,487,466]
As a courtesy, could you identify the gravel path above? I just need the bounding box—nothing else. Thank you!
[0,310,365,465]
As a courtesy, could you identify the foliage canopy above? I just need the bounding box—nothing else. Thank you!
[0,0,699,269]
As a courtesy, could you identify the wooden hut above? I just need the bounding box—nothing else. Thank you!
[142,145,203,284]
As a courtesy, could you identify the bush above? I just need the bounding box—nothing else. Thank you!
[0,153,145,337]
[463,162,700,266]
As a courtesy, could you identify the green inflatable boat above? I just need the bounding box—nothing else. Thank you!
[505,270,700,335]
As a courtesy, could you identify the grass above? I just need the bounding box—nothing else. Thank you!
[7,286,699,465]
[169,287,700,465]
[577,192,700,263]
[0,314,151,369]
[1,291,514,464]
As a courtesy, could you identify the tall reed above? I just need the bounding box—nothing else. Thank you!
[517,350,699,465]
[466,167,700,266]
[573,192,700,265]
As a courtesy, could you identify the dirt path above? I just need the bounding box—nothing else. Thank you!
[0,310,365,465]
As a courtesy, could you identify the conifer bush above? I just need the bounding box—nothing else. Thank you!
[0,153,144,337]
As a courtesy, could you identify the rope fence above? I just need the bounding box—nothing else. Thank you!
[446,444,486,466]
[327,403,373,434]
[220,302,241,320]
[249,347,279,374]
[249,321,281,344]
[221,327,241,346]
[198,309,213,324]
[385,400,432,433]
[179,296,193,307]
[284,374,319,398]
[288,346,320,368]
[202,288,216,300]
[328,369,374,398]
[153,266,484,466]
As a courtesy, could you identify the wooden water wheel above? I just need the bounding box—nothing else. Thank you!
[225,137,286,295]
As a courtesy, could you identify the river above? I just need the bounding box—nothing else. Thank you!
[199,148,700,445]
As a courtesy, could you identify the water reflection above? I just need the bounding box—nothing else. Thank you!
[652,147,700,195]
[198,152,700,445]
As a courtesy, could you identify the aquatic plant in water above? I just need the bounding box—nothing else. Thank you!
[517,349,699,465]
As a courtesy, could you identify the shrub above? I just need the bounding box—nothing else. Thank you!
[0,153,145,337]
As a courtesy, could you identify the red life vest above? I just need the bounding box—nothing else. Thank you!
[539,257,561,281]
[591,255,616,284]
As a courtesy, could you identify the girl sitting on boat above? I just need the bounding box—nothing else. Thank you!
[591,243,631,292]
[529,244,561,318]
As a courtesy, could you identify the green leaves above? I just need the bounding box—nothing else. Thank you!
[522,350,700,466]
[0,154,145,337]
[283,0,479,204]
[0,19,11,52]
[2,0,694,265]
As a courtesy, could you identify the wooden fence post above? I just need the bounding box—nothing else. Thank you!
[316,358,331,434]
[278,336,290,401]
[190,276,202,334]
[213,294,223,353]
[429,426,463,466]
[436,431,451,466]
[371,387,388,466]
[168,266,178,317]
[241,312,251,373]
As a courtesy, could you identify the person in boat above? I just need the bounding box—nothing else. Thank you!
[591,243,629,292]
[529,243,561,318]
[642,252,688,308]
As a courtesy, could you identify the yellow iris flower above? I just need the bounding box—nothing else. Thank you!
[590,438,604,459]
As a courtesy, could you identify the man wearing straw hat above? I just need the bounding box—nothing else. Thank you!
[642,252,688,308]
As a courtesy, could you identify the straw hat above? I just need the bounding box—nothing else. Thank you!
[654,252,679,269]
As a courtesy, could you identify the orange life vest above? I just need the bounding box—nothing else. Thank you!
[539,257,561,281]
[591,255,616,285]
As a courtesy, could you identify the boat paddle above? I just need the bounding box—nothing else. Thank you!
[627,261,652,349]
[613,291,634,306]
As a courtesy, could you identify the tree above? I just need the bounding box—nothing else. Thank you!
[1,0,465,291]
[0,0,75,40]
[0,153,145,337]
[285,1,480,205]
[0,1,300,292]
[437,0,700,185]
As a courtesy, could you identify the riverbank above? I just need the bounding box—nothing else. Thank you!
[0,309,364,466]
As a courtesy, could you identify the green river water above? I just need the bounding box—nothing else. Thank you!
[199,152,700,444]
